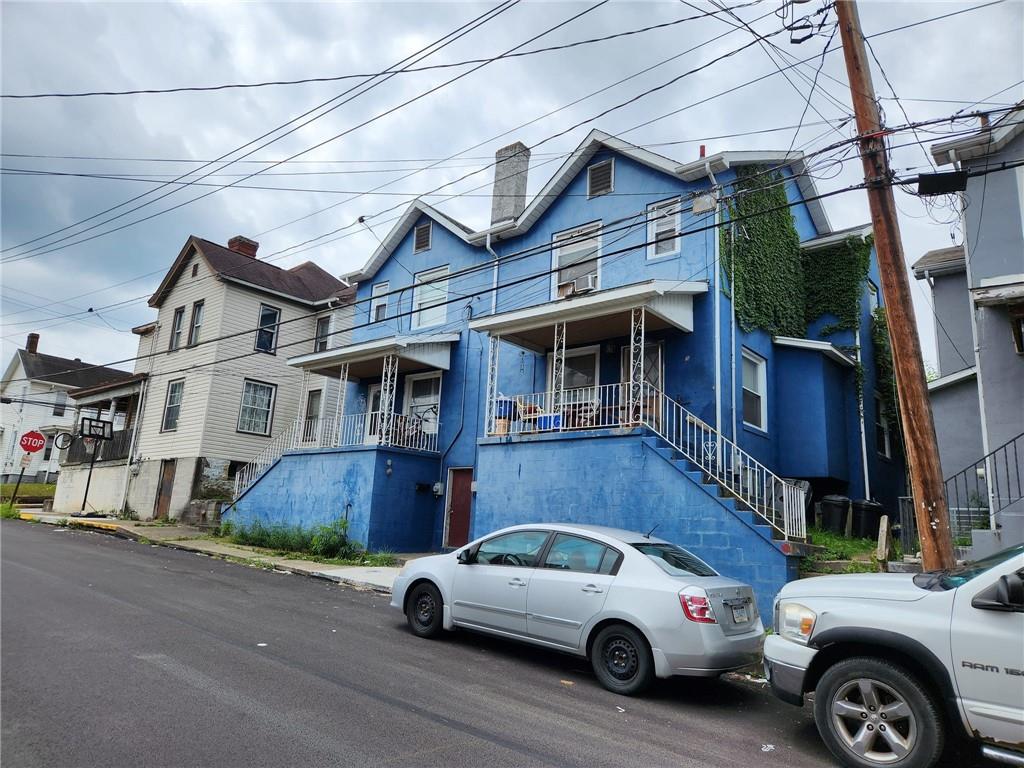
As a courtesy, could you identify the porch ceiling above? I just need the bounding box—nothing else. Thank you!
[468,280,707,351]
[287,333,460,379]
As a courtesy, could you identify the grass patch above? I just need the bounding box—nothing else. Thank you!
[1,502,21,519]
[1,482,55,499]
[217,518,394,565]
[805,526,877,561]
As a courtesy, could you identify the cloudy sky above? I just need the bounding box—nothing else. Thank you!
[2,0,1022,374]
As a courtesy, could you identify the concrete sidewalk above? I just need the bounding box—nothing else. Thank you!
[16,512,401,593]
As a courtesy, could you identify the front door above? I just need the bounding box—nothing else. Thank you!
[451,529,550,637]
[154,459,176,520]
[365,384,382,442]
[445,468,473,548]
[526,533,617,648]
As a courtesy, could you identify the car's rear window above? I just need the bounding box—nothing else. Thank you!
[632,543,718,577]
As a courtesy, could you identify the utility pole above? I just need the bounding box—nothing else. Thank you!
[834,0,955,570]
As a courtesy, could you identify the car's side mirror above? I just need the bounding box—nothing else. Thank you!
[972,572,1024,612]
[457,548,474,565]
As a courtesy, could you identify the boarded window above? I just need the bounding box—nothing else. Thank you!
[587,159,614,197]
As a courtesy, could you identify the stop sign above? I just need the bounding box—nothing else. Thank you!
[19,431,46,453]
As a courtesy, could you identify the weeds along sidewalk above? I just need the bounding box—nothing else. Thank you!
[14,513,400,593]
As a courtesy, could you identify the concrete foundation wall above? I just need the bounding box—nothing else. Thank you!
[473,430,799,625]
[53,462,129,515]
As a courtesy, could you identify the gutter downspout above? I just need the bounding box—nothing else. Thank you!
[486,233,499,315]
[706,161,723,439]
[855,327,871,500]
[119,377,148,515]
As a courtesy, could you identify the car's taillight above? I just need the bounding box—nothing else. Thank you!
[679,587,717,624]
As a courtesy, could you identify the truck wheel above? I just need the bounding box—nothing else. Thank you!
[813,657,944,768]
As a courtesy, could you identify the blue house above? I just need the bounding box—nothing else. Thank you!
[227,130,905,618]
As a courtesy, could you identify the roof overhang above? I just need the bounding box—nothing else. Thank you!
[287,333,461,379]
[800,223,873,253]
[468,280,707,351]
[931,104,1024,165]
[70,373,147,405]
[928,366,976,393]
[972,275,1024,306]
[772,336,856,368]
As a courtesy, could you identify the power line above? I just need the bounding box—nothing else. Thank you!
[9,155,1023,387]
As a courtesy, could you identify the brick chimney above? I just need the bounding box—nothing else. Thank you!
[227,235,259,257]
[25,333,39,354]
[490,142,531,225]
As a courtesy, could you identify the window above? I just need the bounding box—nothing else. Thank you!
[191,263,199,278]
[255,304,281,353]
[370,282,389,323]
[742,349,767,430]
[867,280,879,314]
[168,307,186,351]
[237,380,277,435]
[587,159,614,197]
[52,390,67,417]
[543,533,620,574]
[187,301,204,346]
[43,435,54,461]
[303,389,322,441]
[314,315,331,352]
[632,542,717,577]
[412,266,448,329]
[553,223,601,297]
[413,222,432,253]
[875,394,892,458]
[647,198,681,259]
[161,380,185,432]
[404,372,441,435]
[475,530,550,567]
[1011,308,1023,355]
[547,346,599,403]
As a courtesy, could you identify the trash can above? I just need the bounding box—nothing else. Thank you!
[852,500,885,540]
[820,495,850,534]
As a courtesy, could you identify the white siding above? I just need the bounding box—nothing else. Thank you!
[134,248,222,461]
[0,358,79,480]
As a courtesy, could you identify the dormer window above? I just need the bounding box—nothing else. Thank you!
[587,159,614,198]
[414,222,432,253]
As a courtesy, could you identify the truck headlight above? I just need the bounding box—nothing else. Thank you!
[778,602,817,645]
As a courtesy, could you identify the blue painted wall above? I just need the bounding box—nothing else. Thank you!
[473,431,800,625]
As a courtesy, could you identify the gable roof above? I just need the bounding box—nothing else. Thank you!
[931,102,1024,165]
[149,236,349,308]
[16,350,134,390]
[912,246,966,279]
[346,201,475,283]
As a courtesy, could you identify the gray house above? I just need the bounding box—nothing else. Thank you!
[913,103,1024,555]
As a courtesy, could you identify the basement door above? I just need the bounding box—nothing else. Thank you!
[445,468,473,548]
[155,459,176,520]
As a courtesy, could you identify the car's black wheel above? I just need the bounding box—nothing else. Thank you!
[406,582,444,638]
[813,657,944,768]
[590,624,654,696]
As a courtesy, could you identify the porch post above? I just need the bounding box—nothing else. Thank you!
[485,334,500,436]
[378,354,399,446]
[332,363,349,447]
[628,306,646,424]
[552,321,567,421]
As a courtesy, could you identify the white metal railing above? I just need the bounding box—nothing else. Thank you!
[234,411,441,498]
[488,383,806,540]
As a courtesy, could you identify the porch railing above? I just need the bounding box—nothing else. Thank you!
[63,428,134,465]
[233,411,441,499]
[943,431,1023,532]
[488,383,806,540]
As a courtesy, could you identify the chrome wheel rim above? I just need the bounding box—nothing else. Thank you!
[413,592,436,627]
[831,678,917,764]
[603,637,638,681]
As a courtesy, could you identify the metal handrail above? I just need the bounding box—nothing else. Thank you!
[943,431,1023,530]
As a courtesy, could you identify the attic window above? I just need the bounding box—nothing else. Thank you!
[587,159,614,198]
[191,263,199,278]
[413,222,432,253]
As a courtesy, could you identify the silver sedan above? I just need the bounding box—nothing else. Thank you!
[390,523,764,695]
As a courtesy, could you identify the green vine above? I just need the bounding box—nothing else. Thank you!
[871,306,899,423]
[720,166,804,337]
[803,235,873,335]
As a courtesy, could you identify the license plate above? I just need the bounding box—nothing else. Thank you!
[731,605,749,623]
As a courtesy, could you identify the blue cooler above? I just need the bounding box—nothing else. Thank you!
[536,413,561,431]
[494,398,516,420]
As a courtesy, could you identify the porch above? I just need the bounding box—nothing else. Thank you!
[63,374,147,466]
[469,280,807,541]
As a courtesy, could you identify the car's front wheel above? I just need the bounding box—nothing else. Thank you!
[406,582,444,638]
[813,657,944,768]
[590,624,654,696]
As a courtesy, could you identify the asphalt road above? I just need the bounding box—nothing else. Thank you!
[0,520,993,768]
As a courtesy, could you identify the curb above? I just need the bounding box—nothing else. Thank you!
[14,514,395,595]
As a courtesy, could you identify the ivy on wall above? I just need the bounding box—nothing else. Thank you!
[803,235,873,335]
[870,306,898,418]
[720,166,805,337]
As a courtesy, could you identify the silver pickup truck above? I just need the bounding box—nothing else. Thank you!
[763,543,1024,768]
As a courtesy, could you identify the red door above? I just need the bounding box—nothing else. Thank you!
[154,459,176,520]
[445,468,473,548]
